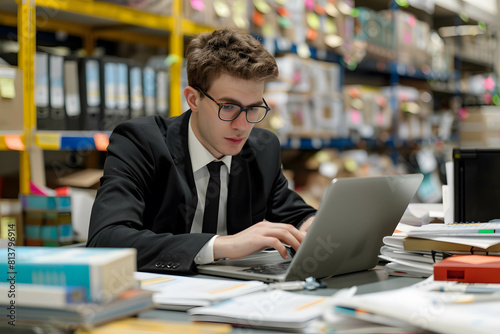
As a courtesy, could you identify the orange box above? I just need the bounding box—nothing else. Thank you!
[434,255,500,283]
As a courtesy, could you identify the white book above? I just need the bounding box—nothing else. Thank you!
[0,283,86,308]
[134,272,267,311]
[407,222,500,238]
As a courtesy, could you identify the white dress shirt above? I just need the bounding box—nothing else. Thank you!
[188,116,231,264]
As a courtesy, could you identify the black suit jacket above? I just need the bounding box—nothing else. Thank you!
[87,110,316,274]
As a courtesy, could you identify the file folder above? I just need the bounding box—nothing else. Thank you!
[156,69,169,117]
[100,58,130,130]
[143,66,156,117]
[129,63,144,119]
[35,52,50,130]
[64,56,82,130]
[101,59,118,130]
[79,58,102,130]
[116,61,130,125]
[49,54,67,130]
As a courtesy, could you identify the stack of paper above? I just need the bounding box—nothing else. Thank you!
[329,277,500,333]
[400,203,444,226]
[188,289,328,332]
[379,222,432,277]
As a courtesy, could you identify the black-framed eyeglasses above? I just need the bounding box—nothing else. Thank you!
[197,88,270,123]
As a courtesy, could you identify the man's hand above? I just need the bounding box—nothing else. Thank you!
[213,221,306,261]
[299,216,315,233]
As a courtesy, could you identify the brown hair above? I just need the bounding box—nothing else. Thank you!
[185,29,279,92]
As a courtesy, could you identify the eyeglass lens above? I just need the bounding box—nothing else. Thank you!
[219,104,268,122]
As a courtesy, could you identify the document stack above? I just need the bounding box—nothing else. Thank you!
[135,272,327,332]
[0,247,154,331]
[380,204,500,278]
[327,277,500,333]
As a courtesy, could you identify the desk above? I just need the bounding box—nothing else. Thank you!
[138,264,423,333]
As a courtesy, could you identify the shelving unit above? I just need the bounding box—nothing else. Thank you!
[1,0,499,199]
[0,0,213,194]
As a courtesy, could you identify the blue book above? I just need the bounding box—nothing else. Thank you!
[0,247,137,303]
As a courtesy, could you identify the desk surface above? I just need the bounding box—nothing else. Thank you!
[139,264,423,333]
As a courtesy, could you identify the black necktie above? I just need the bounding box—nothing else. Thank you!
[202,161,223,234]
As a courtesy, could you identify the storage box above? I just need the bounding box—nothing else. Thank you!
[0,65,23,131]
[184,0,215,26]
[460,106,500,148]
[97,0,172,16]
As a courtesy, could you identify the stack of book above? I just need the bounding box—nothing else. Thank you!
[380,220,500,278]
[21,194,74,246]
[0,247,154,331]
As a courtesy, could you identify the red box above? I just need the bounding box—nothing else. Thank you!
[434,255,500,283]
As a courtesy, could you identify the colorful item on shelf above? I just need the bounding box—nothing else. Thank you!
[190,0,205,11]
[213,0,230,18]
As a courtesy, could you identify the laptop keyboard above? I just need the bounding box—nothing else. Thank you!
[241,262,290,275]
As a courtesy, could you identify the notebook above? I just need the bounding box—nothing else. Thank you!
[197,174,423,282]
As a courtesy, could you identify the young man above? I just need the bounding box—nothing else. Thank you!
[87,29,316,274]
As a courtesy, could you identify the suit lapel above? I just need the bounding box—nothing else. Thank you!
[164,111,198,232]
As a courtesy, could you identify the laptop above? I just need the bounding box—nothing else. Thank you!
[197,174,423,282]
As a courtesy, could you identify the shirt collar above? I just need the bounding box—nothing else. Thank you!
[188,115,232,173]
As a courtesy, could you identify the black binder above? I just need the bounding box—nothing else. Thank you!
[48,54,67,130]
[64,56,83,130]
[453,148,500,223]
[155,69,169,118]
[128,62,145,119]
[143,66,156,117]
[79,57,102,131]
[35,52,51,130]
[99,57,130,130]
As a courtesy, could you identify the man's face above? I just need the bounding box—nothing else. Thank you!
[191,74,266,159]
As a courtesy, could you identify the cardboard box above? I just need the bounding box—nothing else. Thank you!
[460,107,500,148]
[0,65,23,131]
[184,0,219,27]
[97,0,172,16]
